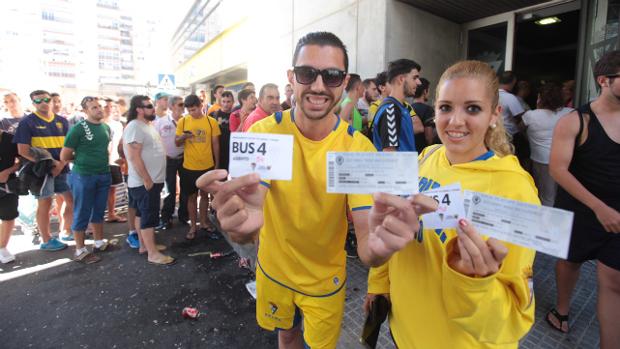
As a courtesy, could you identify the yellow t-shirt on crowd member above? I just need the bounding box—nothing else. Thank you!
[176,115,221,170]
[368,145,539,349]
[249,109,375,296]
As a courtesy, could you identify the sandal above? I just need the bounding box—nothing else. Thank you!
[546,308,569,333]
[139,244,167,254]
[186,230,197,240]
[148,255,176,266]
[74,251,101,264]
[106,216,128,223]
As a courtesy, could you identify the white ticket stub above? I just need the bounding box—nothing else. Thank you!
[463,191,574,259]
[421,183,465,229]
[326,152,418,195]
[228,132,294,180]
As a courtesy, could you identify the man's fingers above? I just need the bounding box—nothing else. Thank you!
[196,169,229,193]
[374,225,412,253]
[381,215,415,241]
[218,209,249,232]
[409,194,439,215]
[216,195,245,217]
[216,173,261,200]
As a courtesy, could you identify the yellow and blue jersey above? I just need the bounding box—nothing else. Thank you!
[368,145,539,348]
[249,109,375,297]
[13,112,69,161]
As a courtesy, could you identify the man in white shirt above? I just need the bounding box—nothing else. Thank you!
[154,95,188,229]
[498,71,528,164]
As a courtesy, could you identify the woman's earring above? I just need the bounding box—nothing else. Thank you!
[490,123,497,129]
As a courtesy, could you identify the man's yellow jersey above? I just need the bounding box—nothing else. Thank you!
[176,115,221,170]
[368,145,539,348]
[250,109,375,296]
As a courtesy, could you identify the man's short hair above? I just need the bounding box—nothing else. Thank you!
[221,90,234,101]
[593,50,620,79]
[241,82,254,90]
[80,96,99,110]
[3,92,19,100]
[413,78,430,98]
[259,83,278,99]
[127,95,150,122]
[292,32,349,72]
[387,59,421,83]
[345,74,362,92]
[50,92,60,98]
[168,95,183,106]
[498,71,517,85]
[104,97,115,103]
[214,85,225,92]
[375,71,388,87]
[362,78,375,88]
[184,94,202,108]
[238,89,255,106]
[29,90,50,100]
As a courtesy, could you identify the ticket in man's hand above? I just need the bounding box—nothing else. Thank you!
[326,152,418,195]
[463,191,574,259]
[228,132,294,180]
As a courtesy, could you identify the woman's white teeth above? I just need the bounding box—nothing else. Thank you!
[447,131,467,138]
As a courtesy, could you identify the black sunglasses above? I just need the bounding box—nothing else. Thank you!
[293,66,347,87]
[139,104,154,109]
[606,74,619,79]
[33,97,51,104]
[176,103,184,107]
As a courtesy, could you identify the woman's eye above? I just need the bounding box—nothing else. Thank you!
[438,104,451,112]
[466,105,482,113]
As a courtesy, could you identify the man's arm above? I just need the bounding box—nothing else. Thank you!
[60,147,75,162]
[211,135,220,169]
[340,101,354,123]
[549,112,620,232]
[17,143,35,162]
[412,115,424,135]
[125,142,153,189]
[376,105,401,152]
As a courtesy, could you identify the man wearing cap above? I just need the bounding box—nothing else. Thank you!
[154,92,170,119]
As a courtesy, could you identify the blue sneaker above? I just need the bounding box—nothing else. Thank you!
[60,233,74,242]
[40,237,68,251]
[126,232,140,249]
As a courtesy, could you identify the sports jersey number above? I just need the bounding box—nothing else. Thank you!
[431,194,451,206]
[232,141,267,155]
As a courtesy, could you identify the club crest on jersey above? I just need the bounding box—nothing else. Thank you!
[56,122,64,130]
[269,302,278,315]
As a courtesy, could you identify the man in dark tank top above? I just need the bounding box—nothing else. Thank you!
[546,50,620,348]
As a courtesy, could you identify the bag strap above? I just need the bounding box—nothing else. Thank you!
[419,144,442,166]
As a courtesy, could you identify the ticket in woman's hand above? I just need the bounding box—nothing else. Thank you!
[326,152,418,195]
[463,191,574,259]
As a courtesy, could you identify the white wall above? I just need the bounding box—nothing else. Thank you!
[385,0,461,99]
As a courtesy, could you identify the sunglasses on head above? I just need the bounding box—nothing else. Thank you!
[293,66,347,87]
[33,97,51,104]
[139,104,154,109]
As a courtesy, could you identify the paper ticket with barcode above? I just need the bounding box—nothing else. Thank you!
[228,132,294,180]
[326,152,418,195]
[463,190,574,259]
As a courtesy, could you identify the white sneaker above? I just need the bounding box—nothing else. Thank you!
[0,248,15,264]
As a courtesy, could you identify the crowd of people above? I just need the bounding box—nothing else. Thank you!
[0,31,618,349]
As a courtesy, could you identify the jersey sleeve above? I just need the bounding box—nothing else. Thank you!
[13,119,32,145]
[230,112,240,132]
[175,117,185,136]
[521,111,532,126]
[376,103,401,149]
[367,263,390,294]
[63,124,81,149]
[440,178,538,343]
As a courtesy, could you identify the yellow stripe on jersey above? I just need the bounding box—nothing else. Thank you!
[31,136,65,149]
[249,109,375,296]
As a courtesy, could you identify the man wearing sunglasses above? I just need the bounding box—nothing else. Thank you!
[14,90,72,251]
[198,32,430,349]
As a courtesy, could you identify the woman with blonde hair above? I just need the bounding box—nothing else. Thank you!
[365,60,540,348]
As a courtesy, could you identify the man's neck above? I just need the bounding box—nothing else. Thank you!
[86,117,101,124]
[292,107,337,141]
[592,92,620,114]
[413,97,425,103]
[390,88,406,103]
[137,116,151,124]
[191,114,204,119]
[35,110,52,119]
[171,112,182,121]
[499,85,511,92]
[10,111,23,118]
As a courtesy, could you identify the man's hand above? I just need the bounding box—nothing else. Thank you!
[51,160,65,177]
[362,293,390,314]
[144,177,154,191]
[366,193,437,264]
[447,219,509,277]
[197,169,265,242]
[593,203,620,233]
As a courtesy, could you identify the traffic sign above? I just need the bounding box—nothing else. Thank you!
[157,74,176,90]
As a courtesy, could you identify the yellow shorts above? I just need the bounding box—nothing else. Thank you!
[256,265,346,349]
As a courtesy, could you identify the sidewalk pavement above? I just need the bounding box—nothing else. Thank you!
[0,220,600,348]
